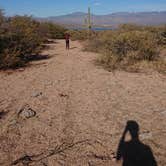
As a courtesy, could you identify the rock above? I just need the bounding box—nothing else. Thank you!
[18,105,36,119]
[44,80,53,86]
[160,110,166,116]
[17,68,25,72]
[31,91,42,98]
[9,119,18,126]
[54,80,59,84]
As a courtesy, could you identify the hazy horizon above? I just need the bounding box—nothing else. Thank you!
[1,0,166,17]
[38,10,166,18]
[2,10,166,18]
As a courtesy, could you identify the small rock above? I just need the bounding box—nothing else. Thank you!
[160,110,166,116]
[17,68,25,72]
[18,105,36,119]
[9,119,18,126]
[54,80,60,84]
[31,91,42,98]
[44,80,53,86]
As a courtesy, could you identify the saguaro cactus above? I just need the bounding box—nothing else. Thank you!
[87,7,92,31]
[84,7,92,38]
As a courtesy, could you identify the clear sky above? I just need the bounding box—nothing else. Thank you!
[0,0,166,17]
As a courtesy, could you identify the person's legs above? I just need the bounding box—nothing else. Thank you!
[66,40,68,50]
[66,40,69,50]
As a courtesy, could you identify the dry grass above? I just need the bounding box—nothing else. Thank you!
[84,25,166,73]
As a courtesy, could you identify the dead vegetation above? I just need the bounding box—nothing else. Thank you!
[83,24,166,73]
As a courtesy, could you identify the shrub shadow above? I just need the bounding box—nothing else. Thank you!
[25,54,50,62]
[0,111,8,119]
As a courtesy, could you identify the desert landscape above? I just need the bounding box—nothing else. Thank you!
[0,40,166,165]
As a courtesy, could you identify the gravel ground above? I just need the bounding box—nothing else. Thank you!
[0,40,166,166]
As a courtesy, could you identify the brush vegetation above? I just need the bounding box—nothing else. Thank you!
[83,24,166,73]
[0,10,66,69]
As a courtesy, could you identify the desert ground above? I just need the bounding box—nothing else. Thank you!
[0,40,166,166]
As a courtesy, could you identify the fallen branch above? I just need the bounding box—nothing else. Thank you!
[11,140,89,165]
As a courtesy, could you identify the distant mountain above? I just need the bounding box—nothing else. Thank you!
[36,11,166,27]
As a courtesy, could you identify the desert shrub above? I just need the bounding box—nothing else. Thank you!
[156,26,166,46]
[119,24,143,32]
[84,38,103,52]
[119,24,166,46]
[67,30,97,41]
[0,12,67,69]
[85,24,166,72]
[9,16,43,55]
[39,22,66,39]
[103,32,160,70]
[67,30,87,40]
[0,15,44,69]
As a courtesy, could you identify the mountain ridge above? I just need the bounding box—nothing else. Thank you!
[36,11,166,27]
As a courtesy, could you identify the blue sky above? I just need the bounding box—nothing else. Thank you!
[0,0,166,17]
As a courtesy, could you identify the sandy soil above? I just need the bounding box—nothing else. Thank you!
[0,40,166,166]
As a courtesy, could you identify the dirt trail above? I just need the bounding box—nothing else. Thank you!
[0,40,166,166]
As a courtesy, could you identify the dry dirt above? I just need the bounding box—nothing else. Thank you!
[0,40,166,166]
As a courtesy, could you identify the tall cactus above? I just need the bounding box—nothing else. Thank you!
[84,7,92,31]
[88,7,92,31]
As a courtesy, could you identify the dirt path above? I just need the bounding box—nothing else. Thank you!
[0,40,166,166]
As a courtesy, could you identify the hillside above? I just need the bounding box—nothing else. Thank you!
[37,11,166,27]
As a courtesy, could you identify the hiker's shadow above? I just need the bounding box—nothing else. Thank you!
[116,120,157,166]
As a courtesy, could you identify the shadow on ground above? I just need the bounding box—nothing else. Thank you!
[116,120,157,166]
[0,111,8,119]
[25,54,50,62]
[70,47,77,50]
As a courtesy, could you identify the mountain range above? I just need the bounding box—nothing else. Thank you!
[36,11,166,28]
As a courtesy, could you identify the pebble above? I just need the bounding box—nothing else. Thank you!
[31,91,43,98]
[18,105,36,119]
[9,119,18,126]
[160,110,166,116]
[44,80,53,86]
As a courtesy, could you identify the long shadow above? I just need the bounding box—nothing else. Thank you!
[25,54,50,62]
[116,120,157,166]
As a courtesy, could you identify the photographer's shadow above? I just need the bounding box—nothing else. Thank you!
[116,120,157,166]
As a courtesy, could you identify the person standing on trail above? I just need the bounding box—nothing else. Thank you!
[65,33,70,50]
